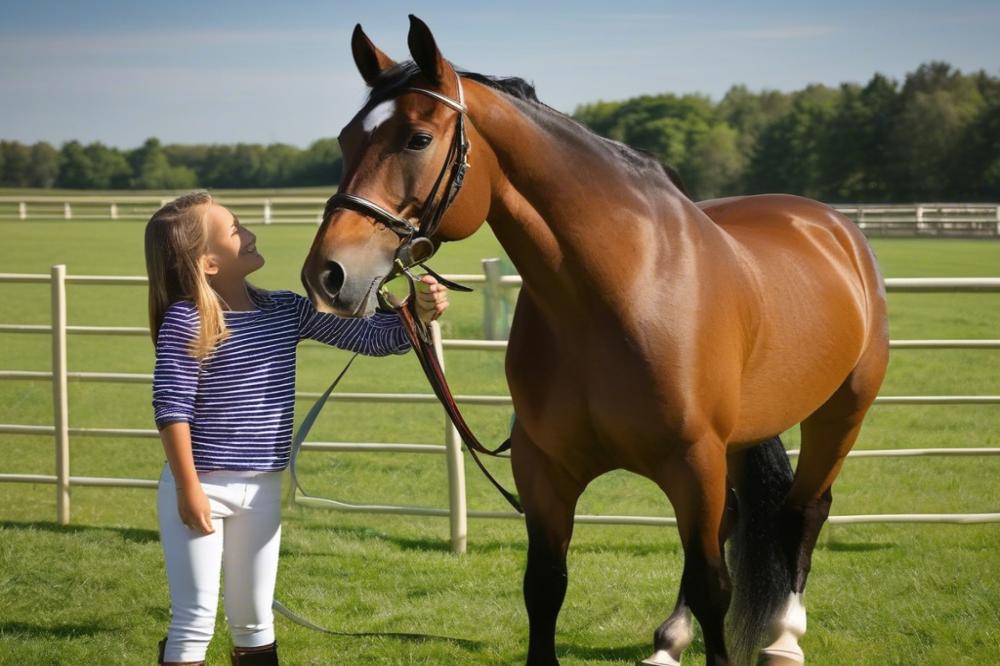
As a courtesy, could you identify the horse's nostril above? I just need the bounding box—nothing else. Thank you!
[322,261,346,297]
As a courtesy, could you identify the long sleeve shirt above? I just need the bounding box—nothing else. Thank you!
[151,288,410,471]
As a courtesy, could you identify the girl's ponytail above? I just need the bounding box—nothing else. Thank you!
[144,192,229,360]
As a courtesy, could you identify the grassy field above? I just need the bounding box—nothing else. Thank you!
[1,209,999,664]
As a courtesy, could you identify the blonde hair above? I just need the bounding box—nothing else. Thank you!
[144,191,229,360]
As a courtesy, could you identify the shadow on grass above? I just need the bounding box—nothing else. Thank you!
[0,520,159,544]
[277,608,483,649]
[556,641,658,662]
[286,523,683,557]
[820,539,896,552]
[0,621,114,638]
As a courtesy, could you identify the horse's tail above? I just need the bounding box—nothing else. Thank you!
[728,435,794,664]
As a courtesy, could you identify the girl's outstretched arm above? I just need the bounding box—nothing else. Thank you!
[295,276,449,355]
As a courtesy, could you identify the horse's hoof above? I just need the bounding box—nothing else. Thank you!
[637,649,681,666]
[757,653,805,666]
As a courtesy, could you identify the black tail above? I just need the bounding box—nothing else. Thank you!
[728,435,794,664]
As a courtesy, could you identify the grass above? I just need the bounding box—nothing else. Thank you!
[1,211,999,664]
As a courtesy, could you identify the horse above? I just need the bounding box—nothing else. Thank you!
[300,16,889,666]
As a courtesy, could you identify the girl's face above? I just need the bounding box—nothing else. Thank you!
[202,203,265,279]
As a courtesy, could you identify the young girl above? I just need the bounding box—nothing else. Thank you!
[145,192,448,665]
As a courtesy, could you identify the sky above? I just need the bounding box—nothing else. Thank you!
[1,0,998,149]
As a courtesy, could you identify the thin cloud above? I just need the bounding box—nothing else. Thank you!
[710,24,840,40]
[1,27,346,58]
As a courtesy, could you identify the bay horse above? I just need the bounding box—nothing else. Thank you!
[301,16,889,666]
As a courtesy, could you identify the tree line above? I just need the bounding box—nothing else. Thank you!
[0,137,345,191]
[575,61,999,201]
[2,62,997,202]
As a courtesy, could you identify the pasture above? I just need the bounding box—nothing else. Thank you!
[1,204,999,664]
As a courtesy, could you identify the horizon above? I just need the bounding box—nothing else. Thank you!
[2,0,999,149]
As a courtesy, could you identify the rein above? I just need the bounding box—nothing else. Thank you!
[294,72,522,514]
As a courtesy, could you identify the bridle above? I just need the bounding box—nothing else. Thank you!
[322,71,474,308]
[306,71,522,513]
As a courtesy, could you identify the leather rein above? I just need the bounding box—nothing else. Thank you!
[294,73,522,514]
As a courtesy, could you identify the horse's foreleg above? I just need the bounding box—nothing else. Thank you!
[512,430,586,666]
[648,439,731,666]
[642,591,694,666]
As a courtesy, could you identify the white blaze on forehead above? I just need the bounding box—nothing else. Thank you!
[362,100,396,134]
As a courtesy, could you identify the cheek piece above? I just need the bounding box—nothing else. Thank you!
[321,70,474,310]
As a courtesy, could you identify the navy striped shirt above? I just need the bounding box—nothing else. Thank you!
[152,289,410,471]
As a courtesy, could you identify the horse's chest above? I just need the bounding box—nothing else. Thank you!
[507,326,676,451]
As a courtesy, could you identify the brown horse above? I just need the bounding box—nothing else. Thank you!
[301,16,888,666]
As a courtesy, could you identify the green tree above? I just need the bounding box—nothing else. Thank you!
[57,141,95,188]
[951,100,1000,199]
[130,138,197,190]
[684,122,744,199]
[84,143,132,189]
[0,142,32,187]
[290,138,343,186]
[746,85,839,197]
[27,142,60,188]
[886,62,985,200]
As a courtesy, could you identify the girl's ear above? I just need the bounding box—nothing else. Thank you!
[201,254,220,276]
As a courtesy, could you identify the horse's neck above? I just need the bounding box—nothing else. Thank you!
[466,83,709,319]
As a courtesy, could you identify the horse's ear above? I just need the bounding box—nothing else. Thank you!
[407,14,449,86]
[352,24,396,86]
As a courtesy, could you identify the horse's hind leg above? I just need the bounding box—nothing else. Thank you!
[761,345,887,665]
[511,426,588,666]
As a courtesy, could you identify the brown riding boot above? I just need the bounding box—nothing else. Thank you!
[158,636,206,665]
[230,641,279,665]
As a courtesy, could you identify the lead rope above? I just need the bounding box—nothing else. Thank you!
[391,276,520,513]
[276,275,521,634]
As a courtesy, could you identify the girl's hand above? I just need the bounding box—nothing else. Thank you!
[414,274,449,324]
[176,485,215,535]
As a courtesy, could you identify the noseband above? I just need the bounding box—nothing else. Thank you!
[323,72,473,304]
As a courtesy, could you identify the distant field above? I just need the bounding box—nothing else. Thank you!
[1,209,998,664]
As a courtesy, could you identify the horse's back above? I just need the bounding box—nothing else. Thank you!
[696,194,887,443]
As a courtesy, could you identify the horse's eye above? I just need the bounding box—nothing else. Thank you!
[407,133,433,151]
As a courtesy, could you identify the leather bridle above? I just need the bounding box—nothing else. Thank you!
[307,72,522,513]
[321,71,474,308]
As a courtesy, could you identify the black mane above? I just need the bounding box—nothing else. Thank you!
[365,61,688,195]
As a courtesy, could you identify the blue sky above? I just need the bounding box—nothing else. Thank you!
[1,0,998,149]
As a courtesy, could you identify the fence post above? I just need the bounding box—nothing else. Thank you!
[110,203,118,220]
[19,202,27,220]
[264,199,273,225]
[915,205,925,236]
[995,205,999,238]
[432,322,467,554]
[63,203,72,220]
[482,258,501,340]
[51,265,71,525]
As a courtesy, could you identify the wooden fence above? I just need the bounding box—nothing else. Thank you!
[1,196,998,237]
[0,266,998,554]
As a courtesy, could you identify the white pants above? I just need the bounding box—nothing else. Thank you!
[157,463,283,662]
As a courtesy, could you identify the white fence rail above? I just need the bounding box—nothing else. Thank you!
[1,265,998,553]
[2,196,999,237]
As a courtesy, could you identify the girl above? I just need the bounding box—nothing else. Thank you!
[145,191,448,665]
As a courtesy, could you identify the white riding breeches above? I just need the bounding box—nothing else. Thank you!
[157,463,283,663]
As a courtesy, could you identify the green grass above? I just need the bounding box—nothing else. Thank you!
[1,213,999,665]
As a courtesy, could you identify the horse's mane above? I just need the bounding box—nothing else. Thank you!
[366,62,689,197]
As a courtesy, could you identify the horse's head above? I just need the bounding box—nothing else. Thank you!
[302,15,492,316]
